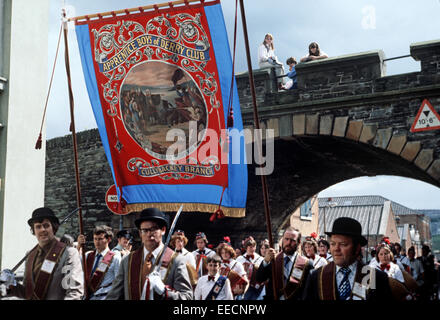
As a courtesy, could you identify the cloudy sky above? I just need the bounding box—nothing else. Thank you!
[46,0,440,209]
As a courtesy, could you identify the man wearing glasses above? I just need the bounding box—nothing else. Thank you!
[106,208,193,300]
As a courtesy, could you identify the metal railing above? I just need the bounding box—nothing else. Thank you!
[383,54,411,62]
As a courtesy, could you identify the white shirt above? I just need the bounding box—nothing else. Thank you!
[257,43,281,68]
[396,255,411,269]
[258,44,275,64]
[300,51,328,62]
[194,274,233,300]
[220,259,247,278]
[192,247,216,276]
[236,252,264,268]
[409,258,424,286]
[311,255,328,269]
[192,247,216,258]
[372,260,405,283]
[236,253,264,288]
[325,253,334,262]
[176,248,196,269]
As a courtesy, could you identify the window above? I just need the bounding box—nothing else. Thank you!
[300,199,312,220]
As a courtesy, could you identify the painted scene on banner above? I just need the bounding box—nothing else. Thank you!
[84,7,229,186]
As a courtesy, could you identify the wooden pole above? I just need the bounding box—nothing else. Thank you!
[366,208,371,263]
[62,10,88,299]
[238,0,278,300]
[68,0,215,23]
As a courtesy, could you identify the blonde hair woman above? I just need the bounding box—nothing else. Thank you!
[258,33,284,70]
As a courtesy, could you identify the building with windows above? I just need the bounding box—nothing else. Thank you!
[287,195,319,239]
[285,195,431,257]
[318,196,401,250]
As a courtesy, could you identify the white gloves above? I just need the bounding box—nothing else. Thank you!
[0,269,16,288]
[148,271,165,295]
[0,284,7,297]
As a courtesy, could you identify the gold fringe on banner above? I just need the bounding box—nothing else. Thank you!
[69,0,219,23]
[125,203,245,218]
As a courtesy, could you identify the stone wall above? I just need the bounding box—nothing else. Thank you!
[45,129,130,249]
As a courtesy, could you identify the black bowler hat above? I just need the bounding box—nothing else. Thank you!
[27,207,60,227]
[134,208,169,230]
[325,217,368,246]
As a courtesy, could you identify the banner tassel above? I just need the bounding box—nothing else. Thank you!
[210,186,226,222]
[226,0,238,129]
[35,133,43,150]
[117,186,127,213]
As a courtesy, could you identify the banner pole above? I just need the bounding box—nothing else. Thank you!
[238,0,278,300]
[62,10,89,299]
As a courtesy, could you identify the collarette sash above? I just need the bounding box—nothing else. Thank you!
[318,261,365,300]
[196,254,208,276]
[128,246,175,300]
[274,252,309,300]
[25,240,66,300]
[86,250,115,296]
[205,275,227,300]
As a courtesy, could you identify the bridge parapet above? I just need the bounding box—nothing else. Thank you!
[295,50,385,101]
[236,40,440,108]
[410,39,440,74]
[238,40,440,185]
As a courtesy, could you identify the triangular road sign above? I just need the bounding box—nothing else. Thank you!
[410,99,440,133]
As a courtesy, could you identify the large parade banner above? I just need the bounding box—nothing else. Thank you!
[75,0,247,217]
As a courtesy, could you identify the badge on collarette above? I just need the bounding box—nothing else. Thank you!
[352,282,367,300]
[97,262,108,273]
[41,259,56,274]
[292,267,303,280]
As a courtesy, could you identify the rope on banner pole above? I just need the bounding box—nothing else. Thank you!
[35,22,63,150]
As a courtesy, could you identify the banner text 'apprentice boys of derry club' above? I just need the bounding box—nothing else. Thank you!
[75,0,247,217]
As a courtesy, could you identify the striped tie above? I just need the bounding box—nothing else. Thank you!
[338,267,351,300]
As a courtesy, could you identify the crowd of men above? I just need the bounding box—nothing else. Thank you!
[0,207,439,301]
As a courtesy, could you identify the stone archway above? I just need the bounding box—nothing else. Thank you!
[175,134,439,249]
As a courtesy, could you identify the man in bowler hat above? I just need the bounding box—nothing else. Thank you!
[303,217,392,300]
[106,207,193,300]
[0,207,84,300]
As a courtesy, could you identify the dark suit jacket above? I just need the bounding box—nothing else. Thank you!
[256,252,313,300]
[302,261,392,301]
